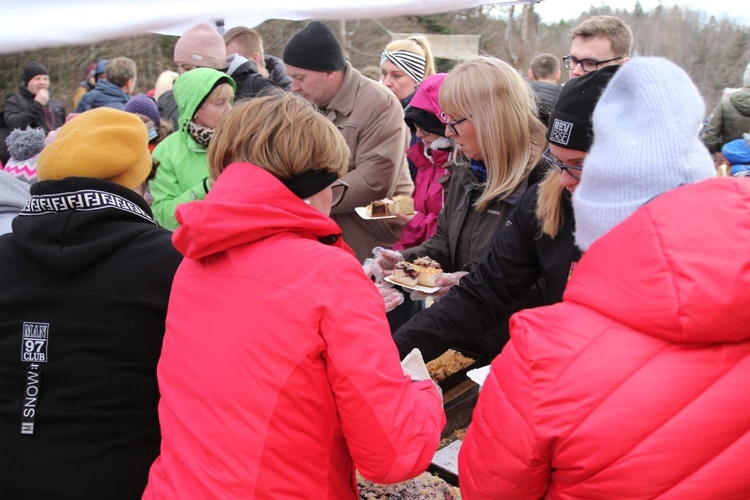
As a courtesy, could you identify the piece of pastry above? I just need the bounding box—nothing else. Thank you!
[417,265,443,287]
[426,349,475,384]
[392,195,415,215]
[390,261,420,287]
[412,256,443,287]
[366,199,396,217]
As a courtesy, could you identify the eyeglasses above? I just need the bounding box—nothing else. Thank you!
[440,112,468,135]
[330,180,349,208]
[542,148,582,179]
[562,55,624,73]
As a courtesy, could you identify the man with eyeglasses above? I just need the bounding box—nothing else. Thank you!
[564,15,633,78]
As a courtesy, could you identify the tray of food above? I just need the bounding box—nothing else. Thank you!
[356,196,415,220]
[427,348,481,393]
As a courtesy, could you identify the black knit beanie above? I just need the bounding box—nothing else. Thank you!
[283,21,345,72]
[404,107,445,137]
[546,65,619,152]
[23,63,48,86]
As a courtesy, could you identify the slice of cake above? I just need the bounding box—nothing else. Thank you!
[426,349,475,384]
[413,256,443,287]
[366,199,396,217]
[391,261,420,287]
[392,195,415,215]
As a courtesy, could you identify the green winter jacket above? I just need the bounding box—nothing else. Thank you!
[150,68,235,230]
[702,88,750,153]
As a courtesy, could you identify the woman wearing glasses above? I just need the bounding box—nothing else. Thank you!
[374,56,546,299]
[392,66,619,363]
[144,92,445,499]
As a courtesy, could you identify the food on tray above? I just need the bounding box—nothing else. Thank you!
[426,349,475,384]
[366,199,397,217]
[391,261,421,287]
[392,195,415,215]
[413,256,443,287]
[357,471,460,499]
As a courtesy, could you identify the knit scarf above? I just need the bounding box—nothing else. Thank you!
[188,121,215,149]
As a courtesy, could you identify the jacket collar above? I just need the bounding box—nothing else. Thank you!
[326,62,358,118]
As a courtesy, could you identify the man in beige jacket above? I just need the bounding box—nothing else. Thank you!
[283,21,413,262]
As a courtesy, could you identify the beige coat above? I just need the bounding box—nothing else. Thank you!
[327,63,413,262]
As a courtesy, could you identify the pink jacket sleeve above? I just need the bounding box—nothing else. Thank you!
[394,211,439,251]
[458,315,551,498]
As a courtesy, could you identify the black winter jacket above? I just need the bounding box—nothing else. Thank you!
[1,85,65,163]
[394,183,581,362]
[401,165,527,274]
[0,178,181,499]
[3,84,65,134]
[230,61,277,101]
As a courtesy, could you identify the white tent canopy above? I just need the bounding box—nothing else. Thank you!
[2,0,540,54]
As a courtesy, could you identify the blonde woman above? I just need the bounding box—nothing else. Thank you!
[144,92,444,499]
[392,65,619,363]
[150,68,235,229]
[380,36,436,105]
[375,56,546,300]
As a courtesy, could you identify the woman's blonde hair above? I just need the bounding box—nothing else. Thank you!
[153,70,178,102]
[383,36,436,79]
[535,170,566,237]
[203,83,234,105]
[208,91,349,182]
[439,56,547,212]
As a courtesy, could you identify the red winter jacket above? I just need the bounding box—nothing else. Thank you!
[144,163,444,499]
[459,178,750,499]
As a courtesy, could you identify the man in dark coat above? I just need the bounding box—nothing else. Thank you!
[528,53,562,126]
[1,63,65,164]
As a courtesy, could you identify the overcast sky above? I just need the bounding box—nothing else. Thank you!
[533,0,747,24]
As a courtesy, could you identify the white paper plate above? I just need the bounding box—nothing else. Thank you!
[431,439,462,476]
[385,275,442,294]
[355,206,397,220]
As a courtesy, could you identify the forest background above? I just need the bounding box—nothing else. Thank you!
[0,2,748,116]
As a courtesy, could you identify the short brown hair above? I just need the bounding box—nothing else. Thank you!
[224,26,264,59]
[105,57,137,88]
[208,91,349,182]
[530,53,560,80]
[570,15,633,57]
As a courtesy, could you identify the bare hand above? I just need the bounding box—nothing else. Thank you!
[34,89,49,106]
[388,212,416,227]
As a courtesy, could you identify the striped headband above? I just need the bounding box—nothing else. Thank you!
[380,49,426,84]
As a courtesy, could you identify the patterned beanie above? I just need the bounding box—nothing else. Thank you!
[283,21,345,72]
[380,47,426,84]
[174,23,228,70]
[23,63,48,86]
[125,93,161,127]
[546,65,619,152]
[37,108,152,189]
[572,57,716,251]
